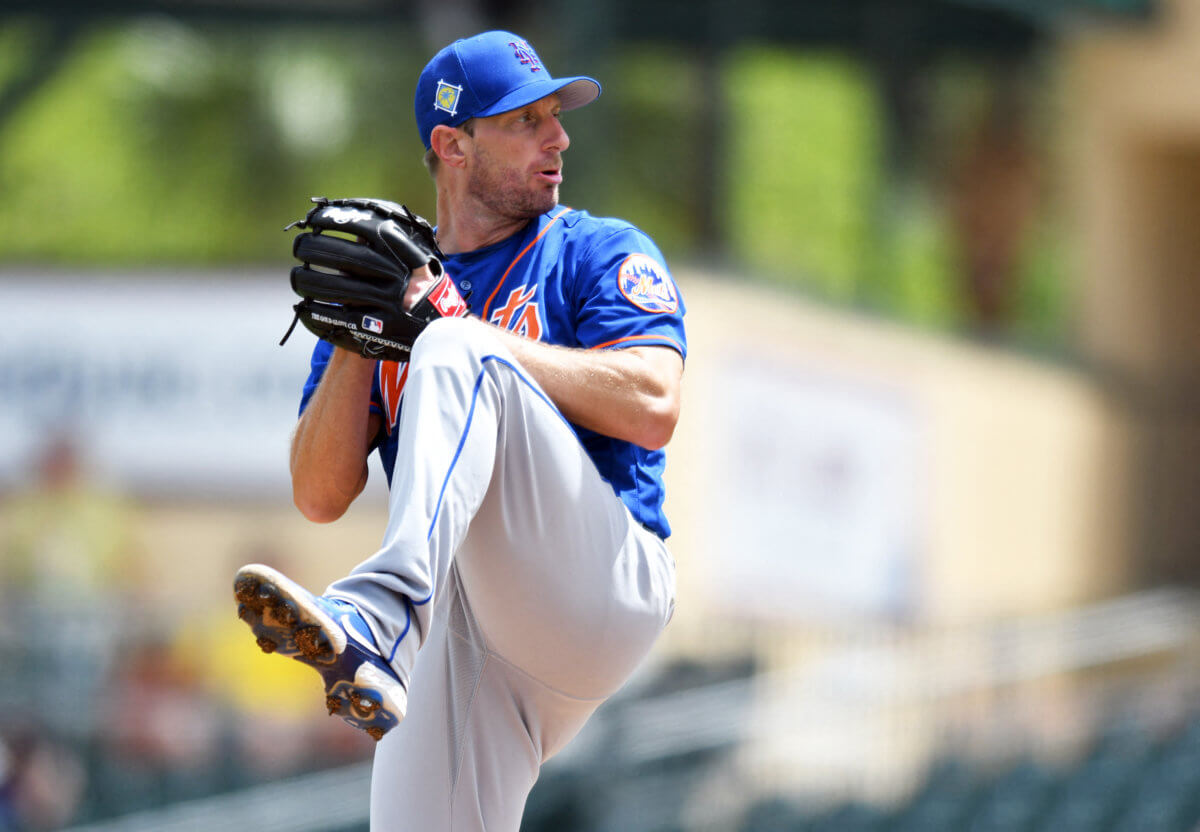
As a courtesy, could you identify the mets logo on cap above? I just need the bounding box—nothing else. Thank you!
[617,253,679,314]
[509,40,543,72]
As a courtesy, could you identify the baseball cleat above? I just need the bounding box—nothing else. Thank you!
[233,563,407,741]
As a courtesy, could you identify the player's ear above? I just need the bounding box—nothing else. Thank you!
[431,124,469,170]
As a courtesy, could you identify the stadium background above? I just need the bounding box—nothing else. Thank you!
[1,0,1199,829]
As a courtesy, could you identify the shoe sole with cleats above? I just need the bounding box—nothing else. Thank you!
[233,563,407,741]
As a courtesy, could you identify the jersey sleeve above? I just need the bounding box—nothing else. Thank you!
[573,227,687,358]
[297,339,385,418]
[298,339,333,416]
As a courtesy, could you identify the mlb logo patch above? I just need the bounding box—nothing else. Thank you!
[434,80,462,116]
[617,254,679,314]
[362,315,384,334]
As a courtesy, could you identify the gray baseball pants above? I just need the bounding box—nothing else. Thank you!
[326,317,677,831]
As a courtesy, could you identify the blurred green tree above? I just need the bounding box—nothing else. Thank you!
[0,20,429,263]
[0,18,1069,343]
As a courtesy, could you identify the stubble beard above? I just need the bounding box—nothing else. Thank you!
[467,149,559,220]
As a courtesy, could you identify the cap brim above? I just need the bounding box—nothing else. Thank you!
[475,75,601,119]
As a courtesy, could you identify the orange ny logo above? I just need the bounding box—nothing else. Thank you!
[379,360,408,434]
[489,286,543,340]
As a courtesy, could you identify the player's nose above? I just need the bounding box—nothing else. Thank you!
[544,118,569,153]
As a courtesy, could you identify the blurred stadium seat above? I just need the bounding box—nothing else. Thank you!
[734,709,1200,832]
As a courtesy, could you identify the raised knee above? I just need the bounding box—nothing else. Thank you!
[409,316,493,368]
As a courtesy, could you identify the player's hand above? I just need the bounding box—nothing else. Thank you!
[403,265,438,312]
[283,197,467,361]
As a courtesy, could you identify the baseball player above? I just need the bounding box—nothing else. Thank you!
[234,31,686,830]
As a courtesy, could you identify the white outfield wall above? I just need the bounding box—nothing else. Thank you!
[0,269,1135,626]
[0,271,335,500]
[667,270,1135,629]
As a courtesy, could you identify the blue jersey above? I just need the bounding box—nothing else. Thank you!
[300,207,687,537]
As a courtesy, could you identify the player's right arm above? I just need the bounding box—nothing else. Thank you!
[290,347,382,522]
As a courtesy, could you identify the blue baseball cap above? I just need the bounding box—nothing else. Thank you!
[414,31,601,150]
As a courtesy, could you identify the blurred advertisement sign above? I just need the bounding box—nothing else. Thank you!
[709,354,924,621]
[0,274,317,498]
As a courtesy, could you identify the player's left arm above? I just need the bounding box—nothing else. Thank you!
[512,226,686,449]
[487,325,682,450]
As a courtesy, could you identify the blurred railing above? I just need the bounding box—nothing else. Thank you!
[735,587,1200,804]
[43,586,1200,831]
[58,763,372,832]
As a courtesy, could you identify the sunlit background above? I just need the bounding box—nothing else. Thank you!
[2,1,1199,830]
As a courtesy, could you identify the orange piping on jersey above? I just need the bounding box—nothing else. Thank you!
[481,207,572,322]
[589,333,685,354]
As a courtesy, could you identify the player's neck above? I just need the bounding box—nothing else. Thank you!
[436,217,527,255]
[434,188,533,255]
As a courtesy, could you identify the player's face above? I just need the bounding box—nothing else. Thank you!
[464,94,570,220]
